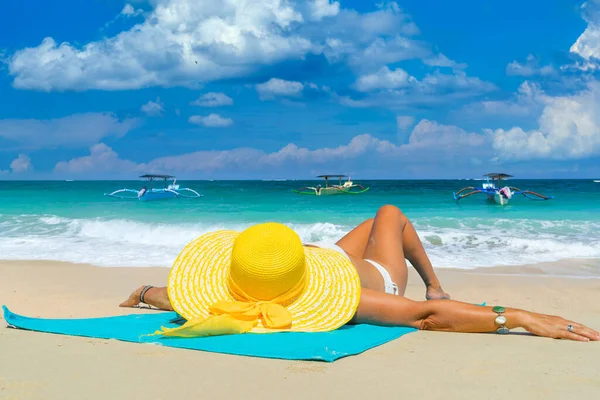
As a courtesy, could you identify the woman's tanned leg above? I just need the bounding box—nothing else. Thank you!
[391,207,449,298]
[119,286,173,311]
[335,218,374,257]
[360,205,410,294]
[361,205,449,299]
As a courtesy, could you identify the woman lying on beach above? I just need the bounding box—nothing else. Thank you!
[120,205,599,342]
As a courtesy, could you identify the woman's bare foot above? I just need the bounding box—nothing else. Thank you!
[426,285,451,300]
[119,286,145,308]
[119,286,173,311]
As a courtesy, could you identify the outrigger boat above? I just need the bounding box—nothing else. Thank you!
[104,174,202,201]
[453,173,553,205]
[293,175,369,196]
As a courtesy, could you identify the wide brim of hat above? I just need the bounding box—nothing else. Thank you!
[167,230,361,333]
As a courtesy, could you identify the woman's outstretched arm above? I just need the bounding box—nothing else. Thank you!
[355,288,600,342]
[120,285,599,341]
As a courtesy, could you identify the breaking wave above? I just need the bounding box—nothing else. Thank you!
[0,214,599,268]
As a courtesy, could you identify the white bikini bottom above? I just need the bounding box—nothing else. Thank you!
[330,244,400,296]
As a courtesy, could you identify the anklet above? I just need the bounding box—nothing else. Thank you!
[140,285,154,304]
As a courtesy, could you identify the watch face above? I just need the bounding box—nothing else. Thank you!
[497,327,510,335]
[495,315,507,325]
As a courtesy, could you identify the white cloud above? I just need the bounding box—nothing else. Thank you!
[418,71,495,93]
[102,4,145,32]
[401,120,492,173]
[121,4,135,16]
[506,54,555,77]
[322,38,357,63]
[424,53,467,69]
[463,81,548,118]
[396,116,415,132]
[142,148,265,173]
[10,154,32,173]
[8,0,311,91]
[136,134,402,173]
[141,97,165,116]
[318,3,424,70]
[307,0,339,20]
[345,36,429,72]
[140,124,488,177]
[121,4,143,17]
[256,78,304,99]
[257,135,400,168]
[344,70,495,109]
[190,92,233,107]
[570,1,600,61]
[409,120,486,148]
[355,66,413,92]
[54,143,138,174]
[335,95,369,108]
[51,117,493,178]
[487,81,600,160]
[189,113,233,127]
[7,0,458,92]
[0,113,140,149]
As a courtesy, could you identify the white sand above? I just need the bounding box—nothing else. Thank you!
[1,260,599,400]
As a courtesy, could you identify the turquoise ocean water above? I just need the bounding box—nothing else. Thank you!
[0,179,599,271]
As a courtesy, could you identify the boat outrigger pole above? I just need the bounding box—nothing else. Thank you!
[453,173,553,205]
[293,175,370,196]
[104,174,202,201]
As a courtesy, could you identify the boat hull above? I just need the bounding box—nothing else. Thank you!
[293,186,369,195]
[319,186,352,195]
[139,189,178,201]
[493,192,509,205]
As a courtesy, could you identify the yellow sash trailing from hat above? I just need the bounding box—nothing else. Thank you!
[153,270,306,337]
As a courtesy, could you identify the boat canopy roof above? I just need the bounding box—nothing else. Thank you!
[139,174,175,179]
[317,175,348,179]
[484,173,513,179]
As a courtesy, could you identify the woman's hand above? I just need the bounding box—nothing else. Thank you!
[522,312,600,342]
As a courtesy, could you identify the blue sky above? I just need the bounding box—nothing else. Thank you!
[1,0,600,179]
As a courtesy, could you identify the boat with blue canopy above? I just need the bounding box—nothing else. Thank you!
[104,174,202,201]
[453,173,553,205]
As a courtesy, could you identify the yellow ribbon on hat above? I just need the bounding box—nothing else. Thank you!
[153,270,307,338]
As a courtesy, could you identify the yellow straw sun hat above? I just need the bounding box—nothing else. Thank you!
[156,222,361,337]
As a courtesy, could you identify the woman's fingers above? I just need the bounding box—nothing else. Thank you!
[552,320,600,341]
[561,330,591,342]
[568,322,600,341]
[529,315,600,341]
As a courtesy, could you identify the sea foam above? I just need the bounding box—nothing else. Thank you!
[0,214,599,269]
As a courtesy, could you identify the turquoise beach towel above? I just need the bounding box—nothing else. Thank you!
[2,306,416,362]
